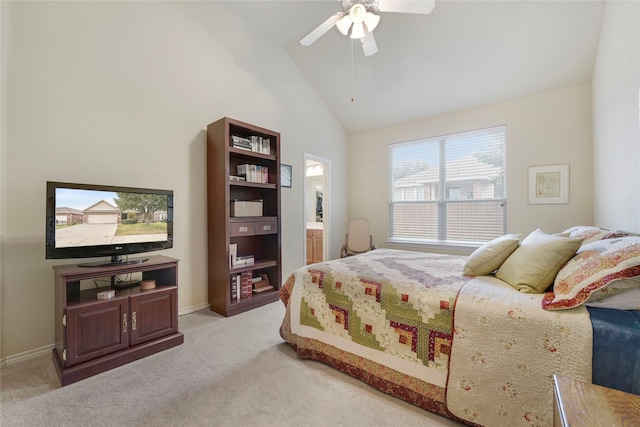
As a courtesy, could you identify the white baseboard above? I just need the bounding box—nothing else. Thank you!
[178,302,210,316]
[0,343,54,368]
[0,303,211,367]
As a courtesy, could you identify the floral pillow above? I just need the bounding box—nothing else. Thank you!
[562,226,612,244]
[562,225,633,245]
[542,236,640,310]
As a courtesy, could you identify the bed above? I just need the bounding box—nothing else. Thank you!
[279,227,640,426]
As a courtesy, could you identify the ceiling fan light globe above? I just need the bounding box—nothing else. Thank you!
[336,14,352,36]
[349,3,367,24]
[364,12,380,32]
[350,22,366,39]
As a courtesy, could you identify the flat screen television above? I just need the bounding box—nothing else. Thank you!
[46,181,173,267]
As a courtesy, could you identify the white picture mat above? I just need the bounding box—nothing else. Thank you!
[528,164,569,204]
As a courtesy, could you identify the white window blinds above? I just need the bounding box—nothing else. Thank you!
[389,125,506,245]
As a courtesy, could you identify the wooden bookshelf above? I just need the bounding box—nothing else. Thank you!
[206,117,282,316]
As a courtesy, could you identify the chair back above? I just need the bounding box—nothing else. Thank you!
[346,218,372,253]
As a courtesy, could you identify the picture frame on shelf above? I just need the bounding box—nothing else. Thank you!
[281,164,292,188]
[528,164,569,204]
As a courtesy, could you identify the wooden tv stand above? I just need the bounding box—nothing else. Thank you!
[52,255,183,386]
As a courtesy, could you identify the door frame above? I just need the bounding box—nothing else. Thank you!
[304,154,331,262]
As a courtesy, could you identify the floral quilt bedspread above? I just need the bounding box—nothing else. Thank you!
[447,276,592,427]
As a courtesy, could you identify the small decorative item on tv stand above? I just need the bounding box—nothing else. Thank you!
[140,280,156,290]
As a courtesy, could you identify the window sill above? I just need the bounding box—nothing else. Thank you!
[386,238,478,255]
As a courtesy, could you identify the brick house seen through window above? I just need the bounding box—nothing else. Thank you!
[389,125,506,246]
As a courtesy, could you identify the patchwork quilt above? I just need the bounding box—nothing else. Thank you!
[279,249,593,427]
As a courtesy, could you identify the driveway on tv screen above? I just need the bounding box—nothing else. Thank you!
[56,223,119,247]
[56,223,166,248]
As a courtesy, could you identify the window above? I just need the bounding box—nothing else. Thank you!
[389,125,506,247]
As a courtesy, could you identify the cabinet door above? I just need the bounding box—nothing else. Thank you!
[312,230,324,264]
[306,232,313,265]
[65,298,129,367]
[129,287,178,347]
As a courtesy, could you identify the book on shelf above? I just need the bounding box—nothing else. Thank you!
[237,164,268,184]
[251,136,271,155]
[233,255,254,267]
[230,274,239,301]
[230,272,255,301]
[232,135,271,155]
[229,243,237,268]
[233,145,252,152]
[240,271,252,298]
[231,135,252,151]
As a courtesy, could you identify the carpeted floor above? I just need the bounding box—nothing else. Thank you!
[0,301,462,426]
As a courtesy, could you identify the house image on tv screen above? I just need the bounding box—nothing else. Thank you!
[55,207,84,225]
[83,200,122,224]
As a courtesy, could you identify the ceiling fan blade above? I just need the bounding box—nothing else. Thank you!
[361,31,378,56]
[300,12,343,46]
[376,0,435,14]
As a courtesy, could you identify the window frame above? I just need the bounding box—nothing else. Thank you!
[387,125,507,250]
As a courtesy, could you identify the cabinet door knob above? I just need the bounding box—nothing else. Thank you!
[263,225,271,231]
[122,313,128,333]
[239,227,248,232]
[131,311,137,331]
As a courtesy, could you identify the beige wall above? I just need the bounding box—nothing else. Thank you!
[348,83,594,253]
[0,1,348,361]
[592,0,640,233]
[3,1,636,365]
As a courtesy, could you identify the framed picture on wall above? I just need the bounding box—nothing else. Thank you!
[528,164,569,204]
[281,164,292,188]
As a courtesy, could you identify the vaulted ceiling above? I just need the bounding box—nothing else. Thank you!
[221,1,605,133]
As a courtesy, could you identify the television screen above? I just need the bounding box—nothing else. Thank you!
[46,182,173,266]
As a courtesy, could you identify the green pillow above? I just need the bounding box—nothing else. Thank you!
[496,229,583,293]
[462,234,521,276]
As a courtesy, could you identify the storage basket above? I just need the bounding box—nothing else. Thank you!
[231,200,263,217]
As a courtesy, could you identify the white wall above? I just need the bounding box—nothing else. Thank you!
[349,83,594,253]
[0,1,348,360]
[592,0,640,233]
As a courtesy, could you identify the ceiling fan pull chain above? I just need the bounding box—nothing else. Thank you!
[351,38,355,102]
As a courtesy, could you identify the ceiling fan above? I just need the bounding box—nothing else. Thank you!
[300,0,435,56]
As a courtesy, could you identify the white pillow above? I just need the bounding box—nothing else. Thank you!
[496,229,583,293]
[462,234,520,276]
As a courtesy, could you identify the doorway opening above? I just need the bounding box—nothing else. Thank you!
[304,155,330,264]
